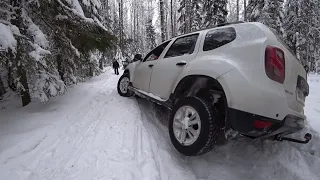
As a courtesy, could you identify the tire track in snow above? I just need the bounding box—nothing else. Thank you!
[28,74,117,179]
[136,100,197,180]
[136,98,320,180]
[17,71,161,180]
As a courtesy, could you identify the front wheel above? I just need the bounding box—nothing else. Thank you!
[169,96,220,156]
[117,74,133,97]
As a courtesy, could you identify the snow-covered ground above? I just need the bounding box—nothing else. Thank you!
[0,69,320,180]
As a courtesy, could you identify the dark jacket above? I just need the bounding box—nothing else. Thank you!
[112,61,119,69]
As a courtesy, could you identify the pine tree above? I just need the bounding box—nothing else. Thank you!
[146,19,157,50]
[297,0,320,67]
[10,0,31,106]
[246,0,264,22]
[246,0,283,35]
[177,0,188,34]
[178,0,205,34]
[160,0,167,41]
[283,0,299,55]
[261,0,284,35]
[0,0,115,105]
[203,0,228,27]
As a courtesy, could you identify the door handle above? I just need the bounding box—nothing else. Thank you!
[176,61,187,66]
[148,64,154,68]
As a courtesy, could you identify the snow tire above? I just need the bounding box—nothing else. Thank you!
[117,73,133,97]
[169,96,220,156]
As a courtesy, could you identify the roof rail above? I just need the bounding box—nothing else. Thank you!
[172,21,245,39]
[216,21,244,27]
[197,21,245,32]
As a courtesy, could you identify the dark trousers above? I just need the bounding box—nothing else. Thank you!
[114,68,119,75]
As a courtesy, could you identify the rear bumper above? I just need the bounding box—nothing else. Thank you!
[228,108,305,138]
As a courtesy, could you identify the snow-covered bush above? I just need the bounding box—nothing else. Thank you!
[0,0,115,106]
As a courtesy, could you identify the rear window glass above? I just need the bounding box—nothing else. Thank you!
[203,27,236,51]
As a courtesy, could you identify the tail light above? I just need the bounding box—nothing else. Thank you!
[265,46,285,84]
[253,120,273,129]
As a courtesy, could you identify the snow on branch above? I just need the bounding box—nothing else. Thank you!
[22,9,51,65]
[28,43,51,66]
[27,22,49,48]
[57,0,94,23]
[0,22,17,53]
[56,0,109,32]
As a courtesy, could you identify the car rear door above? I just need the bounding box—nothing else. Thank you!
[148,33,202,100]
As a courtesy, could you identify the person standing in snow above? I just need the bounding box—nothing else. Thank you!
[112,60,120,75]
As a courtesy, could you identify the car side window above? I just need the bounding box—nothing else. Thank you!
[144,41,171,62]
[203,27,236,51]
[164,34,199,58]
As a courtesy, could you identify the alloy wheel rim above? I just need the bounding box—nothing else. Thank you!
[173,105,201,146]
[120,77,129,93]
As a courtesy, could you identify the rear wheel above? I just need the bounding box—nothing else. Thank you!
[117,74,133,97]
[169,96,220,156]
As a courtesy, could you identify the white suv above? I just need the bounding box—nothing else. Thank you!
[117,22,311,156]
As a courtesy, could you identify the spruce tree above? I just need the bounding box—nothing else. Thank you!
[246,0,283,35]
[283,0,299,55]
[203,0,228,27]
[146,19,157,51]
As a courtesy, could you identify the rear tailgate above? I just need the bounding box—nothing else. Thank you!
[266,27,309,114]
[282,50,309,113]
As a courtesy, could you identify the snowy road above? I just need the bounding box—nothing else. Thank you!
[1,69,320,180]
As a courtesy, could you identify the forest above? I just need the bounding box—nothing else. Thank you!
[0,0,319,106]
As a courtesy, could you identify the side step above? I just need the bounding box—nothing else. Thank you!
[274,133,312,144]
[128,85,173,110]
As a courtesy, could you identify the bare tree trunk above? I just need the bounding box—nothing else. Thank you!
[133,2,135,41]
[11,0,31,107]
[187,0,192,32]
[237,0,239,21]
[244,0,247,21]
[119,0,123,54]
[57,54,65,82]
[171,0,174,37]
[7,52,16,91]
[160,0,166,41]
[174,4,177,35]
[0,77,5,98]
[183,0,186,33]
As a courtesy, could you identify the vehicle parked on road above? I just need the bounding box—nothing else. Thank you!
[117,21,311,156]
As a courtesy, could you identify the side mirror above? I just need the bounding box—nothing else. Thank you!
[134,54,143,62]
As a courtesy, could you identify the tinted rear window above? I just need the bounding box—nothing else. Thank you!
[203,27,236,51]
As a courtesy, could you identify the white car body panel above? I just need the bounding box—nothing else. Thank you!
[126,22,307,122]
[149,32,203,99]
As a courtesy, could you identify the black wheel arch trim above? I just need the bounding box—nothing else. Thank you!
[170,75,229,130]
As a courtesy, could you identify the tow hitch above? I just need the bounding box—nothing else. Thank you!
[275,133,312,144]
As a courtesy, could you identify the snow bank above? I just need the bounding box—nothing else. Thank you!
[306,74,320,131]
[0,23,17,52]
[0,70,319,180]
